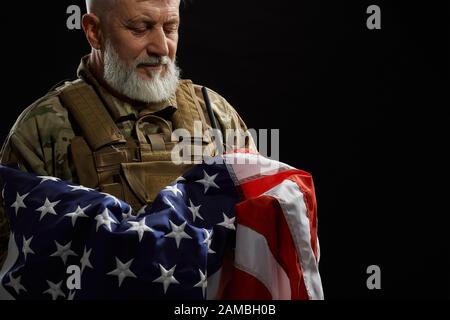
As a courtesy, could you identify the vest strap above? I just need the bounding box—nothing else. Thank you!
[69,136,98,188]
[172,80,209,140]
[60,78,214,211]
[59,80,126,150]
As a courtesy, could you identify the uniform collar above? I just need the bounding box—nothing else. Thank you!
[77,55,178,122]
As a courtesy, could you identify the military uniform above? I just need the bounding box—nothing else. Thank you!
[0,56,256,264]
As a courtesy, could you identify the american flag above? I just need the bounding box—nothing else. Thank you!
[0,152,323,300]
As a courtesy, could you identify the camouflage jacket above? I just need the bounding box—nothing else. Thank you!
[0,55,255,264]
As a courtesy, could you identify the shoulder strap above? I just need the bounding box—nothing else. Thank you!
[60,79,210,149]
[172,80,210,139]
[58,80,126,151]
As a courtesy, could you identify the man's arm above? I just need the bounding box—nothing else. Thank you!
[194,85,258,153]
[0,122,52,265]
[0,135,40,264]
[0,97,77,265]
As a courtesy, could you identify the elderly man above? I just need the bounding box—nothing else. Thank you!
[0,0,254,264]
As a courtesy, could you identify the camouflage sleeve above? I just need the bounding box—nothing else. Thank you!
[0,94,77,265]
[1,95,76,179]
[0,138,31,264]
[194,85,258,154]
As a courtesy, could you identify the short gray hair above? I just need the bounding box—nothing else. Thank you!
[85,0,117,14]
[86,0,186,13]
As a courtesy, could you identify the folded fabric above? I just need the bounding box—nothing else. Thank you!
[0,152,323,300]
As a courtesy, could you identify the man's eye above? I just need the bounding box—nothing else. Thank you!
[165,24,179,33]
[165,27,177,34]
[129,26,147,35]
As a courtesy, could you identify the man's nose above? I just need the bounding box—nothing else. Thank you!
[146,27,169,57]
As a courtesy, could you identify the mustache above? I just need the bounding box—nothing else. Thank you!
[135,55,171,67]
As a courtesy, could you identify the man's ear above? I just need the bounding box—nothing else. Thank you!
[82,13,103,50]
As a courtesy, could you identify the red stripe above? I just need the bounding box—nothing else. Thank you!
[238,169,311,199]
[238,169,319,260]
[233,195,308,299]
[222,268,273,300]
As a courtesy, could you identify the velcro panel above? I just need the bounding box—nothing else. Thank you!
[173,80,209,142]
[60,82,126,150]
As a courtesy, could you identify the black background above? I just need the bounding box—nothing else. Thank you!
[0,0,449,299]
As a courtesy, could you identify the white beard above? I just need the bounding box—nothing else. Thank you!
[103,39,180,103]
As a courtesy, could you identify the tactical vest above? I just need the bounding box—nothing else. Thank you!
[57,79,218,212]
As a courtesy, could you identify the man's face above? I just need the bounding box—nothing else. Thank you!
[105,0,180,81]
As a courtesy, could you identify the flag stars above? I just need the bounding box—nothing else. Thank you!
[22,236,35,261]
[195,170,220,194]
[137,205,148,217]
[175,176,186,183]
[164,185,183,197]
[165,220,192,248]
[203,229,216,254]
[95,208,118,232]
[11,192,29,215]
[126,218,154,242]
[101,192,121,206]
[153,265,179,294]
[36,198,60,221]
[217,213,236,230]
[50,241,78,264]
[65,205,90,227]
[188,199,204,222]
[122,207,134,221]
[37,176,61,184]
[80,246,93,274]
[164,198,176,211]
[194,269,208,299]
[68,185,94,192]
[107,258,137,287]
[43,280,65,300]
[5,273,27,295]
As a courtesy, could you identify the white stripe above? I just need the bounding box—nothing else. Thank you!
[235,225,291,300]
[265,180,324,300]
[317,238,321,263]
[224,153,293,185]
[0,233,19,300]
